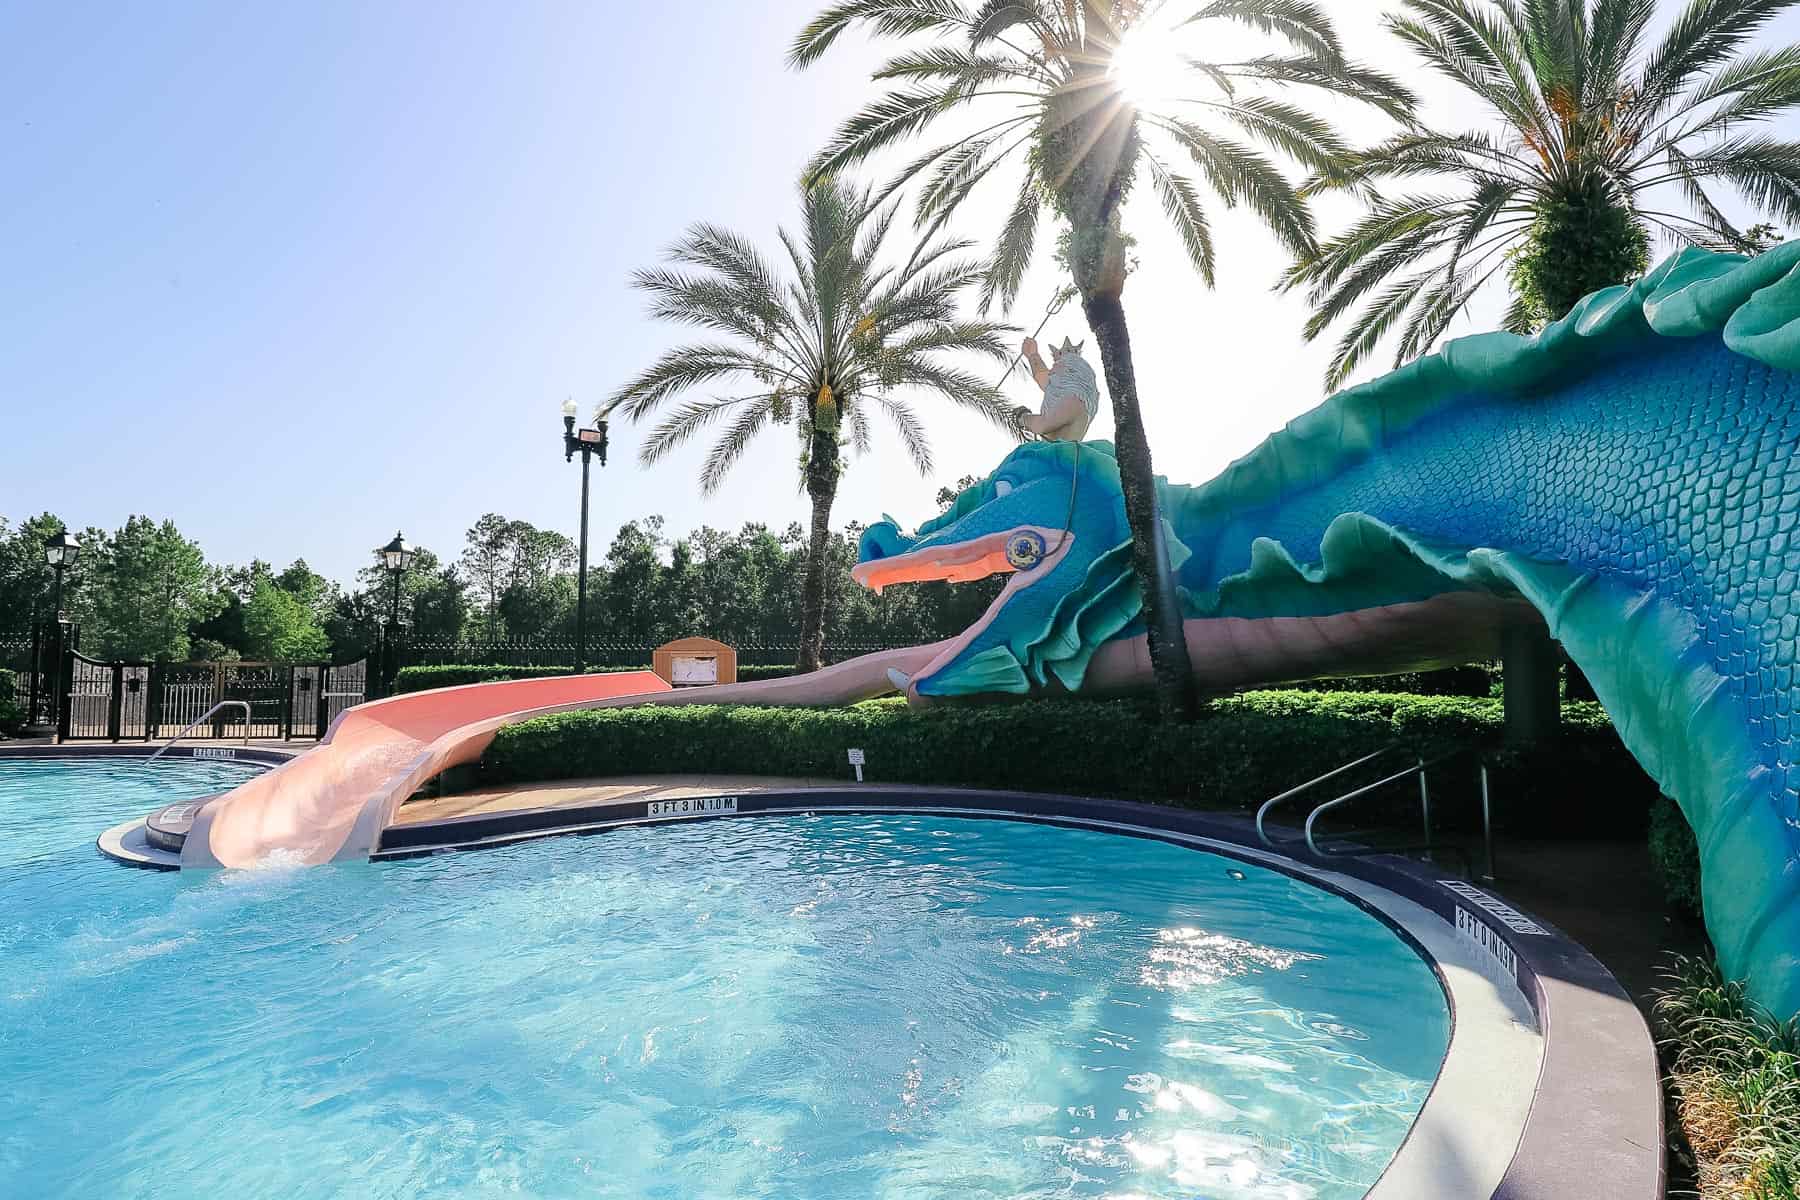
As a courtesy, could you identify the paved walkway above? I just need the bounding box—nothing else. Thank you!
[394,774,842,825]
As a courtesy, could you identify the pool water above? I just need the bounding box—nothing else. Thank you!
[1,758,1449,1200]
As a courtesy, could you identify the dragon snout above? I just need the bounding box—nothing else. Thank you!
[857,518,911,564]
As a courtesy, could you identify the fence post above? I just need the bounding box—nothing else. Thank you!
[107,664,124,742]
[26,622,42,727]
[146,663,162,742]
[55,644,72,742]
[316,664,329,740]
[280,665,294,741]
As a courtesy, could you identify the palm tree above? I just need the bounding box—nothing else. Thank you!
[791,0,1415,720]
[1289,0,1800,389]
[606,177,1017,673]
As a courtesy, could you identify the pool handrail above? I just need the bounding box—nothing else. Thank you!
[1255,744,1407,848]
[147,701,251,761]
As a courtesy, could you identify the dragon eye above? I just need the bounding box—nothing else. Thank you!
[993,480,1014,497]
[1005,530,1047,570]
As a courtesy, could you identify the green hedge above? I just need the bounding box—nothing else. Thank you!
[393,665,578,693]
[1275,664,1497,698]
[483,691,1653,834]
[1650,796,1704,918]
[395,662,801,694]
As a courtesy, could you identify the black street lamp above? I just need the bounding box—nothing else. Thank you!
[43,530,80,737]
[376,531,415,694]
[562,398,608,674]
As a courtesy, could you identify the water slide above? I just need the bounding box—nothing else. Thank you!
[179,673,673,868]
[172,645,951,868]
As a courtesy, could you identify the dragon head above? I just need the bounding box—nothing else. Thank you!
[855,440,1186,702]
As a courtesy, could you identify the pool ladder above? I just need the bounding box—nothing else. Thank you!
[146,701,252,761]
[1254,744,1495,881]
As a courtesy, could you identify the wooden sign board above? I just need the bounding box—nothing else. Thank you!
[652,637,737,687]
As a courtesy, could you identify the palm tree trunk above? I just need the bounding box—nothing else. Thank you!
[1081,290,1199,722]
[798,450,837,674]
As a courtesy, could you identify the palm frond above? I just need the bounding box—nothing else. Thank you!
[1190,0,1344,62]
[1146,157,1217,286]
[1639,0,1799,112]
[980,176,1043,313]
[1157,117,1316,256]
[789,0,973,69]
[700,396,781,495]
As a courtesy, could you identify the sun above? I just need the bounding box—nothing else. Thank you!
[1108,14,1194,111]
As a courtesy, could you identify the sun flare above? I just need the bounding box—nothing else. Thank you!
[1108,13,1193,110]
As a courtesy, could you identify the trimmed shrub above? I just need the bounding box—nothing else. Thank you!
[1275,664,1497,698]
[394,665,576,693]
[483,691,1655,832]
[738,665,796,683]
[1651,796,1704,918]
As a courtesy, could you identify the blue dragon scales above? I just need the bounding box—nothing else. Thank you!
[854,244,1800,1018]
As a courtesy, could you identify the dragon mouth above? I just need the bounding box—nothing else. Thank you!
[853,525,1073,701]
[852,527,1061,592]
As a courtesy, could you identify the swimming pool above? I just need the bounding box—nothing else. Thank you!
[3,757,1450,1199]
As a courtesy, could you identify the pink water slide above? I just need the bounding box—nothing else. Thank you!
[181,645,950,869]
[183,672,671,868]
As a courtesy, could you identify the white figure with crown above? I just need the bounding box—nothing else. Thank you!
[1015,335,1102,442]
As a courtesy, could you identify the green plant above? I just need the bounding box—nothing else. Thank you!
[736,664,796,683]
[0,669,23,736]
[606,176,1016,674]
[1654,955,1800,1197]
[791,0,1413,721]
[1651,795,1704,919]
[1290,0,1800,387]
[482,690,1652,834]
[1270,664,1496,698]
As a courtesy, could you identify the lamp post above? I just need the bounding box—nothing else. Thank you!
[562,398,608,674]
[376,531,416,694]
[43,530,80,737]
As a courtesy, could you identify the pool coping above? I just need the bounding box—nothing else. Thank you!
[0,743,296,768]
[379,783,1663,1200]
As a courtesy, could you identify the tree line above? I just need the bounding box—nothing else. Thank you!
[0,491,995,664]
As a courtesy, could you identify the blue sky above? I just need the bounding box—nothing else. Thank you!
[4,1,1797,588]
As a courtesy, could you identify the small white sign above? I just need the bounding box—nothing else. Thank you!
[192,747,237,760]
[846,748,865,766]
[1456,906,1520,982]
[646,796,738,818]
[1439,880,1548,935]
[671,655,719,685]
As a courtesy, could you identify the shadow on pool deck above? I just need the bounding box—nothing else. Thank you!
[1470,834,1708,1006]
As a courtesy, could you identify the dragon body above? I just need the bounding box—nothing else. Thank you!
[855,244,1800,1017]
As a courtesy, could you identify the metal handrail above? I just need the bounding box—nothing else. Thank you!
[147,700,251,760]
[1255,744,1409,848]
[1303,757,1433,858]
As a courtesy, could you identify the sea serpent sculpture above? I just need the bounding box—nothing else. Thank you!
[851,243,1800,1018]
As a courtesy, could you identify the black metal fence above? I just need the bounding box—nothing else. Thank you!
[1,624,59,728]
[3,623,911,745]
[397,639,904,669]
[53,651,368,743]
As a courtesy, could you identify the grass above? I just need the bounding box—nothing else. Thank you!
[1654,956,1800,1198]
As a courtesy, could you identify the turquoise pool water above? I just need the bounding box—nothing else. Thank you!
[1,758,1449,1199]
